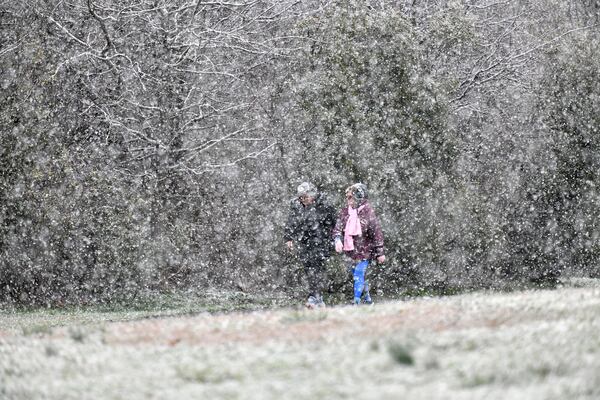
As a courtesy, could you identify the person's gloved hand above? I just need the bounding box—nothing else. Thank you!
[377,255,386,264]
[335,238,343,253]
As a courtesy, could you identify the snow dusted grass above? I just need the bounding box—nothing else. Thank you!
[0,289,292,336]
[2,280,600,399]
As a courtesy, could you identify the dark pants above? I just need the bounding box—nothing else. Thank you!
[302,256,327,299]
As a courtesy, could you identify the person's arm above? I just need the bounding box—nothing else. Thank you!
[368,207,385,263]
[325,202,341,252]
[284,201,300,249]
[326,202,337,234]
[332,207,346,253]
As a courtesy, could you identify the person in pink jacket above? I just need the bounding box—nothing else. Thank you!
[333,183,386,305]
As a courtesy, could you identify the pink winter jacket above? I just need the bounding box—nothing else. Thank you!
[333,201,385,261]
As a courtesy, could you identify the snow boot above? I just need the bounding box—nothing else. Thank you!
[305,296,317,309]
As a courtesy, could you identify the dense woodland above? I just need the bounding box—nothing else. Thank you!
[1,0,599,305]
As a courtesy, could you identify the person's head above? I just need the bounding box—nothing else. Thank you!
[297,182,318,206]
[345,183,368,208]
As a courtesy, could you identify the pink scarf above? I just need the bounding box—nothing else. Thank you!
[344,205,365,251]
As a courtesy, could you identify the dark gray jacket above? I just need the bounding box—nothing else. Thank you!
[284,194,337,262]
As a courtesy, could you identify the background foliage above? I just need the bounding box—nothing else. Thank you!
[1,0,599,305]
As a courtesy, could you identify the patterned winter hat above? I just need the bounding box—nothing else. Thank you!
[347,183,368,204]
[297,182,318,198]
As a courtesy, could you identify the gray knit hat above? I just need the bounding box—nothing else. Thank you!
[297,182,318,198]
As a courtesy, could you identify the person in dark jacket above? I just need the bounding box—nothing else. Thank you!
[284,182,337,308]
[333,183,385,305]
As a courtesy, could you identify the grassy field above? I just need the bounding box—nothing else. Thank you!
[2,280,600,400]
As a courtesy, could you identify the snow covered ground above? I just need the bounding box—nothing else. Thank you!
[2,279,600,400]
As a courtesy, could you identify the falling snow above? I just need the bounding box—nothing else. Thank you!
[1,1,600,398]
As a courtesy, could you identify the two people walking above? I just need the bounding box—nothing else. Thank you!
[284,182,385,308]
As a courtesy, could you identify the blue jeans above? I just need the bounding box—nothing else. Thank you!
[352,260,371,304]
